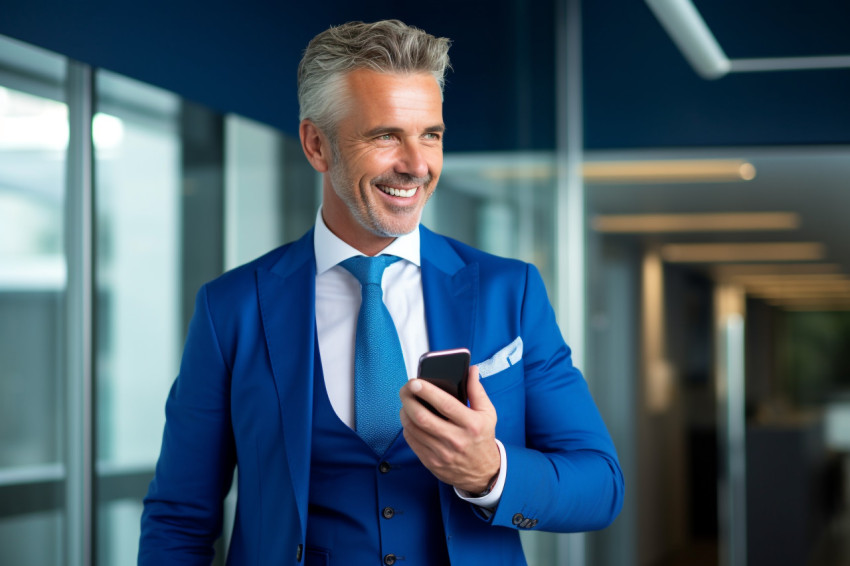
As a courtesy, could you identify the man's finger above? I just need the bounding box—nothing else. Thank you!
[403,378,468,423]
[466,365,495,414]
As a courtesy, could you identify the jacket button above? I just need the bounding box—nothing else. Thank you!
[384,553,397,565]
[379,461,391,473]
[512,513,524,525]
[382,506,395,519]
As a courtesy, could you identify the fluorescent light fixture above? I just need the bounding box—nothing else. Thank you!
[731,55,850,73]
[583,159,756,183]
[661,242,825,263]
[646,0,850,79]
[645,0,731,79]
[482,159,757,183]
[593,212,796,233]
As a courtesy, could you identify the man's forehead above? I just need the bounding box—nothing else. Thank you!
[343,68,441,88]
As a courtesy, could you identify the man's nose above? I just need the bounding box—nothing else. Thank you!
[396,141,429,179]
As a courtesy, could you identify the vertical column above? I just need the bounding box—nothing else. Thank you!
[65,60,95,566]
[714,284,747,566]
[556,0,586,564]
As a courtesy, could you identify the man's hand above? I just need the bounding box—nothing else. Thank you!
[399,365,500,493]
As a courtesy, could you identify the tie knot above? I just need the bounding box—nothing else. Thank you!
[340,255,401,286]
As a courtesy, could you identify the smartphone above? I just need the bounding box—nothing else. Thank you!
[416,348,471,417]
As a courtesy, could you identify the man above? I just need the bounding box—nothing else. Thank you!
[140,20,623,566]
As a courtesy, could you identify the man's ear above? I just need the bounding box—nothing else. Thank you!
[300,119,331,173]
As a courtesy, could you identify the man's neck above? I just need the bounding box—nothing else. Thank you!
[320,210,397,257]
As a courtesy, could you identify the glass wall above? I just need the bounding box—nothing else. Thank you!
[584,147,850,566]
[0,35,68,566]
[0,33,318,565]
[93,70,183,565]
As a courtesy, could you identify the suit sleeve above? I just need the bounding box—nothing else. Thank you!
[487,264,625,532]
[139,284,237,564]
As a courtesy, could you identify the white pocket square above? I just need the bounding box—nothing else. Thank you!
[476,336,523,378]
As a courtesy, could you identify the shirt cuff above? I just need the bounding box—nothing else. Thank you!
[453,438,507,510]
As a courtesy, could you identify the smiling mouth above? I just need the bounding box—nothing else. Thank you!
[377,184,418,198]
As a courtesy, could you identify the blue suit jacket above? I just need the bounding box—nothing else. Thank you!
[139,226,624,565]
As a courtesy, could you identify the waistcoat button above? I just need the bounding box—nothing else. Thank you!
[382,506,395,519]
[384,553,397,565]
[379,461,391,473]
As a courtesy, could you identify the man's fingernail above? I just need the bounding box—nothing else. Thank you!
[409,379,423,393]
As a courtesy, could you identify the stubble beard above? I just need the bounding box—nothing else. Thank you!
[328,146,434,239]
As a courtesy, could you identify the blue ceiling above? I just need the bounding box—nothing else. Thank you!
[584,0,850,149]
[0,0,847,151]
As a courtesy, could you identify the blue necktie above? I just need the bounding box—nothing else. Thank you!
[340,255,406,454]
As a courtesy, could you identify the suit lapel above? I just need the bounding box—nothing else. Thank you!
[256,229,316,535]
[420,227,479,533]
[420,227,478,353]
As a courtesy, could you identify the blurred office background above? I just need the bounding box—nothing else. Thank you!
[1,1,849,564]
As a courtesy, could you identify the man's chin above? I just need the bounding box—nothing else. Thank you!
[363,210,422,239]
[369,225,416,239]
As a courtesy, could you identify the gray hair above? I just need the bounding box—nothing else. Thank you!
[297,20,451,136]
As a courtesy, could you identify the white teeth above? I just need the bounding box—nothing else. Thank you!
[378,185,417,198]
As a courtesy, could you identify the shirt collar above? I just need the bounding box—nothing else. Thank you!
[313,207,421,275]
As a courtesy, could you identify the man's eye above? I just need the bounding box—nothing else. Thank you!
[377,134,394,141]
[424,133,441,141]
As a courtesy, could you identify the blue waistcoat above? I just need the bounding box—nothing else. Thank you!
[306,351,451,566]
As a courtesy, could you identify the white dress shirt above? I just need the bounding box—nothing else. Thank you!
[313,208,506,508]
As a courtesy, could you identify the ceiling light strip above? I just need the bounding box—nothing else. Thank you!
[730,55,850,73]
[583,159,755,183]
[644,0,730,79]
[661,242,825,263]
[593,212,797,233]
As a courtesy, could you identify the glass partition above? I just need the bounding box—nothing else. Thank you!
[428,152,558,291]
[0,35,68,566]
[93,70,184,564]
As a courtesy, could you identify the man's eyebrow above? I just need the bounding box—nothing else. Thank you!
[363,124,446,137]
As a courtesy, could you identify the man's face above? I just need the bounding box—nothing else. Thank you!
[321,69,444,252]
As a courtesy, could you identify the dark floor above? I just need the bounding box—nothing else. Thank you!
[654,539,718,566]
[808,507,850,566]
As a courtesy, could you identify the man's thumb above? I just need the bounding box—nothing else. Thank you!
[466,365,493,412]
